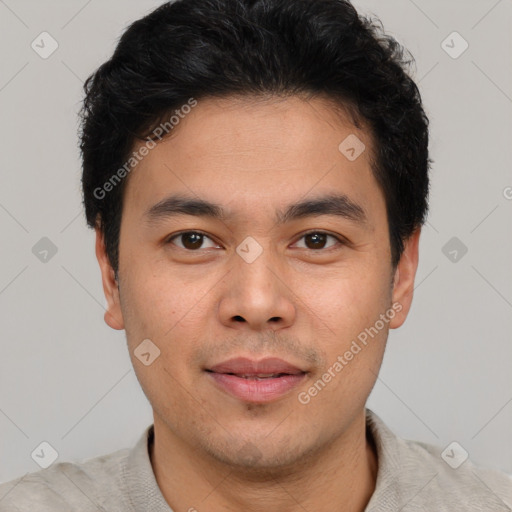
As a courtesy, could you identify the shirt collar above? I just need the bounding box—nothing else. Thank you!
[123,422,173,511]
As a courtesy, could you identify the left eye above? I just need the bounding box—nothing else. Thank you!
[292,231,342,250]
[166,231,343,251]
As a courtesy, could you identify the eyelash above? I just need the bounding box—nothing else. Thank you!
[165,230,347,252]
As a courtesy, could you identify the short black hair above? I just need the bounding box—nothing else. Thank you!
[80,0,430,274]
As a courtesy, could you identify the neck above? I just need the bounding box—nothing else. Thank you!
[150,410,378,512]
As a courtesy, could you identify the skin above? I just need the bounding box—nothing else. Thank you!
[95,95,421,512]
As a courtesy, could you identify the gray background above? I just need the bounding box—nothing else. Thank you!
[0,0,511,484]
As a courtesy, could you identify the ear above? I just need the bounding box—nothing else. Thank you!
[389,227,421,329]
[95,225,124,330]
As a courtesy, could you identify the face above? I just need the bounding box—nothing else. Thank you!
[96,95,420,471]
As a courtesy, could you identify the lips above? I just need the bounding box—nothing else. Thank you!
[206,357,307,403]
[207,357,305,377]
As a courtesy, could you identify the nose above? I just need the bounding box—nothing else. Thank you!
[217,251,296,332]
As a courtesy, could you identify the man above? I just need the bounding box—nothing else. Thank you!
[1,0,511,510]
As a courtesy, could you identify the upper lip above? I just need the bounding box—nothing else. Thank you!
[207,357,305,375]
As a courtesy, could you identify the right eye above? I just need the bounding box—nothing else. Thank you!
[166,231,221,251]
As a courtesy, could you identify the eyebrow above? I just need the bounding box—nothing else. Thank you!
[144,193,369,228]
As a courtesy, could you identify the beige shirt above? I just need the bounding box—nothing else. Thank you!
[1,409,511,511]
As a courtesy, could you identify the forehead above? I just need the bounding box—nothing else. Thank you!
[122,95,385,226]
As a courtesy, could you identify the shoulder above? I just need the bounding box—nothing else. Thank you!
[403,438,512,510]
[0,447,131,512]
[365,409,512,511]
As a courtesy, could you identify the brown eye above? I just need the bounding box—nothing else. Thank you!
[168,231,218,251]
[305,232,328,249]
[293,231,342,251]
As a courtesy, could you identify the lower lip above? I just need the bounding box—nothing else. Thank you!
[207,372,307,403]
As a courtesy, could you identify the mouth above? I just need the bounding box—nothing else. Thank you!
[206,372,299,380]
[205,357,308,403]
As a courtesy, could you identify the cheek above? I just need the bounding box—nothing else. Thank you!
[120,271,206,411]
[301,276,391,412]
[302,261,391,337]
[120,266,214,372]
[121,256,193,325]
